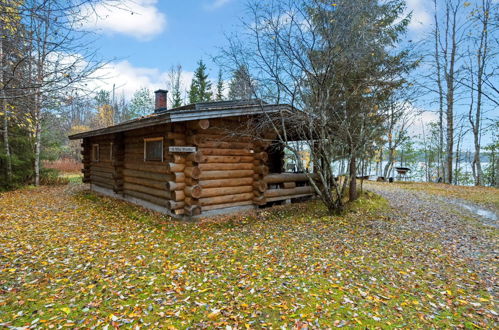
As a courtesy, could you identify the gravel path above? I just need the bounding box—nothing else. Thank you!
[365,182,498,293]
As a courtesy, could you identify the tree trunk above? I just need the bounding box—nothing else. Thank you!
[383,148,394,178]
[433,0,445,182]
[0,36,12,184]
[34,91,42,186]
[349,156,357,201]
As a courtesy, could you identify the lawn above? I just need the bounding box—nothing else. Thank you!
[0,185,496,328]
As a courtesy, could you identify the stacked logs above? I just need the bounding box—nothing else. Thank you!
[81,139,91,183]
[164,123,191,216]
[252,146,269,206]
[121,125,170,209]
[181,120,268,213]
[111,133,124,194]
[89,141,114,189]
[263,173,316,202]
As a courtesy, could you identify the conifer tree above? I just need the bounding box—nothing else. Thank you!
[216,69,224,101]
[188,60,212,103]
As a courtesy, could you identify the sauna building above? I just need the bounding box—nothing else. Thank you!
[69,90,315,219]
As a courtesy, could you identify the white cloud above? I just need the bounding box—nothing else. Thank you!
[81,0,166,40]
[88,61,194,105]
[205,0,232,11]
[406,0,432,31]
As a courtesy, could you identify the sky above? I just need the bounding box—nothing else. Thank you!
[80,0,496,149]
[84,0,431,98]
[83,0,249,97]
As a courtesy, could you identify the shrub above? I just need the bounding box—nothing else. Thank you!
[39,168,69,186]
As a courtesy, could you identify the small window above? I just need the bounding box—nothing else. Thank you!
[144,137,163,161]
[92,144,99,162]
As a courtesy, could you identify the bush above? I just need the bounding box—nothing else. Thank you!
[39,168,69,186]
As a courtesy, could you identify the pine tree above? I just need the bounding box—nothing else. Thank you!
[188,60,213,103]
[216,69,224,101]
[228,65,253,100]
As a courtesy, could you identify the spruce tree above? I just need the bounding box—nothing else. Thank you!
[188,60,213,103]
[216,69,224,101]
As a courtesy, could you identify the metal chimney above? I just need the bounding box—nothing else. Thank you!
[154,89,168,112]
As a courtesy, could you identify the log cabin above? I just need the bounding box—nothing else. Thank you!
[69,90,316,219]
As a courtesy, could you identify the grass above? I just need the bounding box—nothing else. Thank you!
[0,185,496,328]
[386,182,499,210]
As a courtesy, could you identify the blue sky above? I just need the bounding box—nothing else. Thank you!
[84,0,249,97]
[84,0,433,96]
[82,0,497,149]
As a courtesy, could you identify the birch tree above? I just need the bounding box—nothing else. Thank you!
[220,0,415,212]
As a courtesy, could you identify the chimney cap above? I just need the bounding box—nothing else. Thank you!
[155,89,168,93]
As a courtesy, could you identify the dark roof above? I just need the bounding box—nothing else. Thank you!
[69,99,292,140]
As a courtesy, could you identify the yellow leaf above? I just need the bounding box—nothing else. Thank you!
[208,310,220,320]
[60,307,71,315]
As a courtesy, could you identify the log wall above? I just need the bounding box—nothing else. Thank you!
[82,117,315,219]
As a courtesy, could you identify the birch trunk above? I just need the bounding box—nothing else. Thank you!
[34,91,42,186]
[0,36,13,183]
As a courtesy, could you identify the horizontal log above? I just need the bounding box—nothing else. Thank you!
[171,190,186,202]
[124,162,169,174]
[201,185,253,198]
[168,200,185,210]
[188,119,210,130]
[264,186,314,198]
[123,176,167,190]
[91,164,113,172]
[184,185,202,199]
[199,170,254,180]
[166,162,185,173]
[123,182,170,199]
[200,155,254,164]
[266,193,315,203]
[122,168,168,181]
[91,169,114,178]
[167,132,185,140]
[199,148,254,156]
[173,172,185,183]
[91,180,113,190]
[201,200,253,212]
[197,177,253,188]
[174,139,187,146]
[124,189,169,207]
[283,182,296,189]
[192,192,254,206]
[197,140,254,149]
[166,181,185,191]
[264,173,317,183]
[199,163,254,171]
[90,175,114,185]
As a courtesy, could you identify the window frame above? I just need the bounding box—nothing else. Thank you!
[92,144,99,162]
[143,137,164,162]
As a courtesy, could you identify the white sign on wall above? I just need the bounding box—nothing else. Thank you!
[169,146,197,153]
